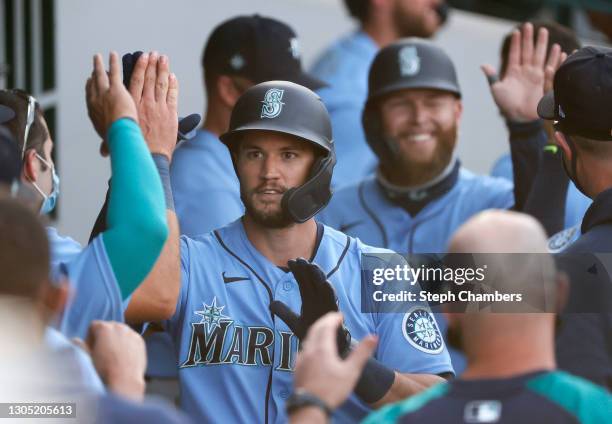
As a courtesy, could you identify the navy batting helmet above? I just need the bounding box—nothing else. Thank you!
[220,80,335,223]
[362,38,461,164]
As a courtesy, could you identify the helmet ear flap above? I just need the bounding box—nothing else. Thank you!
[281,149,336,223]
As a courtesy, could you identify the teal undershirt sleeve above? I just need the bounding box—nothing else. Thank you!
[102,118,168,300]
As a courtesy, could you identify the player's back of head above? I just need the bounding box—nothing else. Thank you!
[0,198,49,299]
[448,210,559,313]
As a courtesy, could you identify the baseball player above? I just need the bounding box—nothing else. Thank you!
[129,80,453,423]
[311,0,448,187]
[0,52,172,339]
[133,15,328,398]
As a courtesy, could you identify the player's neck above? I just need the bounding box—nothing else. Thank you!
[0,298,46,354]
[203,102,230,137]
[243,216,318,267]
[362,17,399,48]
[461,326,556,380]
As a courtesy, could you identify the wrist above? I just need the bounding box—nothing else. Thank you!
[107,372,146,402]
[289,405,328,423]
[152,153,174,211]
[287,388,333,419]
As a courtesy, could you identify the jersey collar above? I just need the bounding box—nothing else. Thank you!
[376,159,461,216]
[581,187,612,234]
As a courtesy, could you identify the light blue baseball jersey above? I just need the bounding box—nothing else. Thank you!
[311,30,378,188]
[318,169,513,253]
[47,227,124,339]
[490,153,591,229]
[164,219,453,423]
[171,129,244,238]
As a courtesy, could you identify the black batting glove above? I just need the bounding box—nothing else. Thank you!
[270,257,351,354]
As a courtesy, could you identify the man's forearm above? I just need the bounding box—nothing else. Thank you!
[126,210,180,323]
[370,373,445,409]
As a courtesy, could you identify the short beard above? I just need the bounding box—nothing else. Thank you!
[241,191,294,229]
[382,123,457,185]
[393,5,436,38]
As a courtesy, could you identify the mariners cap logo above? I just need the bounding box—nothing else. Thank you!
[402,307,444,354]
[289,37,301,59]
[399,46,421,77]
[230,53,245,70]
[261,88,285,119]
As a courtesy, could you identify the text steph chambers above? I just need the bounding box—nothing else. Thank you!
[372,290,523,304]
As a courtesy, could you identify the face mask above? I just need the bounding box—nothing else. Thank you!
[31,153,60,214]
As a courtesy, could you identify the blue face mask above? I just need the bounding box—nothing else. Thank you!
[31,153,60,214]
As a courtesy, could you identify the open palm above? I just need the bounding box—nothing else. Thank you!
[483,23,564,123]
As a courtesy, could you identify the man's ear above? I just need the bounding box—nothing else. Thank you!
[22,148,39,183]
[454,99,463,123]
[555,271,569,314]
[216,75,243,109]
[554,131,572,162]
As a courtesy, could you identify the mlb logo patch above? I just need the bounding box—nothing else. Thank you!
[464,400,502,423]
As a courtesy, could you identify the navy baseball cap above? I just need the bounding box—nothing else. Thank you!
[537,46,612,141]
[202,15,326,90]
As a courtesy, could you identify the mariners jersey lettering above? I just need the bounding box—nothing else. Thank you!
[47,227,124,339]
[318,169,513,254]
[165,219,452,424]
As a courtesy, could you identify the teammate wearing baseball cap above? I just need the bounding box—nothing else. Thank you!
[536,46,612,389]
[129,80,453,423]
[318,38,521,373]
[311,0,448,187]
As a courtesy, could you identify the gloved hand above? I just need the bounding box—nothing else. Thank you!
[270,257,351,354]
[273,258,396,404]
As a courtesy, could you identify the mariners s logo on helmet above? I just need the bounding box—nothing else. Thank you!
[261,88,285,119]
[399,46,420,77]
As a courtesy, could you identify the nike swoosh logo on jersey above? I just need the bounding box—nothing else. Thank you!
[222,272,250,284]
[339,220,363,233]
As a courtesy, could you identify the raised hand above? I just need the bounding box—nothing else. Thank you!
[128,51,179,160]
[482,23,563,122]
[85,52,138,141]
